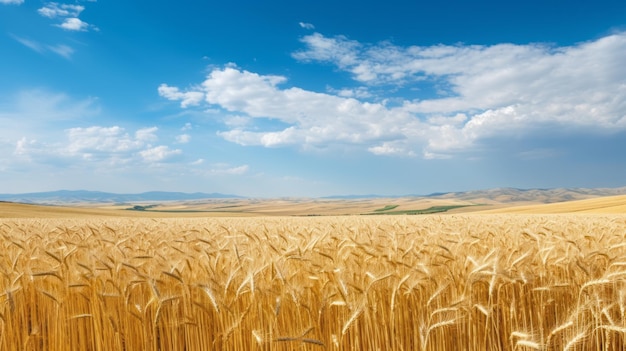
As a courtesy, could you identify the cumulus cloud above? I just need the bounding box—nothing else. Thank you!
[57,17,89,31]
[158,84,205,108]
[9,124,190,176]
[0,88,191,176]
[161,32,626,158]
[59,126,189,166]
[135,127,158,142]
[327,86,373,99]
[38,2,95,31]
[162,66,419,153]
[65,126,145,155]
[38,3,84,18]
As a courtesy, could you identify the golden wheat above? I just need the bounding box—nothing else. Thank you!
[0,214,625,350]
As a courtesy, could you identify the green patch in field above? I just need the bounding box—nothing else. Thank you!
[365,205,472,215]
[374,205,400,212]
[126,204,158,211]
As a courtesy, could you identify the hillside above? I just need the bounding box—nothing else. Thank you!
[1,187,625,217]
[479,194,626,214]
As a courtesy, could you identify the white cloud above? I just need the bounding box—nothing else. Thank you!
[162,32,626,158]
[65,126,144,154]
[293,33,361,69]
[139,146,182,163]
[158,84,205,108]
[38,2,95,32]
[0,89,195,178]
[295,32,626,115]
[165,67,419,152]
[327,86,372,99]
[0,0,24,4]
[176,134,191,143]
[57,17,89,31]
[368,142,415,157]
[8,123,191,175]
[135,127,158,142]
[38,3,84,18]
[299,22,315,30]
[223,115,251,127]
[13,125,185,167]
[205,164,249,176]
[14,137,37,156]
[177,134,191,143]
[427,113,467,126]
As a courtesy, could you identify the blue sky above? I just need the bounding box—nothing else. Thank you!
[1,0,626,197]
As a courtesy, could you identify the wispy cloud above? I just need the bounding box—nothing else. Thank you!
[204,164,249,176]
[368,142,416,157]
[0,0,24,5]
[47,44,74,58]
[0,89,99,129]
[299,22,315,30]
[161,31,626,158]
[176,134,191,143]
[11,35,44,53]
[11,35,75,59]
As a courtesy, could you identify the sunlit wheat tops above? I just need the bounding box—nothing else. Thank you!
[0,214,625,350]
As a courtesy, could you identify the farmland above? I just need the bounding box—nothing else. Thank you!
[1,200,626,350]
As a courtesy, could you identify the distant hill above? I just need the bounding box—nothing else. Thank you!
[320,194,392,199]
[323,187,626,203]
[0,190,243,204]
[480,194,626,214]
[428,187,626,203]
[1,186,626,206]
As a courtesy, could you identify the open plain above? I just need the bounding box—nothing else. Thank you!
[1,195,626,350]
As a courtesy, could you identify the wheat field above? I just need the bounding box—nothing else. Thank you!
[1,214,625,350]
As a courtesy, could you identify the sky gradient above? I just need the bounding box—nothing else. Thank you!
[1,0,626,197]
